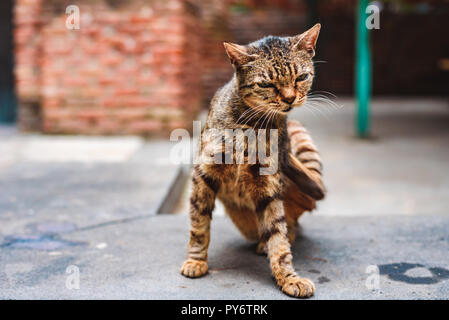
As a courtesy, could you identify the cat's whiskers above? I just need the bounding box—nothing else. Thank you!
[236,105,264,124]
[291,99,329,120]
[307,91,342,110]
[268,108,278,128]
[240,106,267,128]
[253,104,278,129]
[299,91,343,119]
[253,108,270,129]
[308,101,338,116]
[309,90,336,98]
[237,104,268,127]
[260,107,276,129]
[306,98,341,114]
[300,98,341,121]
[301,105,323,119]
[241,103,277,128]
[307,104,331,121]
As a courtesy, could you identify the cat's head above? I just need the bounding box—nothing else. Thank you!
[224,24,320,114]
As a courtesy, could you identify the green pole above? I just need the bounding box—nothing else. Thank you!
[0,0,16,124]
[355,0,371,137]
[0,89,16,124]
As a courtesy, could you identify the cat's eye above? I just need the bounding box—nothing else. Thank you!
[296,73,309,82]
[257,82,275,88]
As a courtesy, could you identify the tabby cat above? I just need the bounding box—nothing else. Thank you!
[180,24,325,298]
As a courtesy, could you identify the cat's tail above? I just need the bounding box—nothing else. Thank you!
[282,120,325,221]
[287,120,323,186]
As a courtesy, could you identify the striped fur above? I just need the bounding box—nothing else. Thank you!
[288,120,323,179]
[282,120,324,240]
[181,24,323,298]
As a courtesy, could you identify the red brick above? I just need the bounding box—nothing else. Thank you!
[100,97,124,108]
[115,88,141,96]
[77,109,106,120]
[125,97,153,107]
[98,78,119,86]
[100,55,125,66]
[113,108,148,120]
[15,0,204,135]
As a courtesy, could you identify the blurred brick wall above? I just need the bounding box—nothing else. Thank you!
[15,0,203,135]
[14,0,43,130]
[14,0,42,101]
[194,0,233,107]
[14,0,449,135]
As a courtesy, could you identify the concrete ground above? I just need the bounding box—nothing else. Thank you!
[1,214,448,299]
[1,97,449,299]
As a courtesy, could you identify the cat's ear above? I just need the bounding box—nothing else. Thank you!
[223,42,257,67]
[291,23,321,57]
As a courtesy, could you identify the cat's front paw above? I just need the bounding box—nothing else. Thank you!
[281,277,315,298]
[180,259,208,278]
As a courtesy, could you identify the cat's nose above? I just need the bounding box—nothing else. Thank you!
[281,95,296,105]
[279,88,296,105]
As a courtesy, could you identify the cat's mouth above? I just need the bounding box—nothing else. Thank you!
[281,106,293,113]
[280,97,306,113]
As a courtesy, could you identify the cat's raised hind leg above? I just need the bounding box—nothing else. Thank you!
[180,165,218,278]
[258,198,315,298]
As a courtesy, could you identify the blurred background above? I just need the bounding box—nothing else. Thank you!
[0,0,447,133]
[0,0,448,219]
[0,0,448,216]
[0,0,449,299]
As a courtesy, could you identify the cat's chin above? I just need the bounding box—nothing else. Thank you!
[281,106,293,113]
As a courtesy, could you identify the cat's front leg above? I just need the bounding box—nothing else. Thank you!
[259,199,315,298]
[181,165,218,278]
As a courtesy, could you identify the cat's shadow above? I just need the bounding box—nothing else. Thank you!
[211,227,320,286]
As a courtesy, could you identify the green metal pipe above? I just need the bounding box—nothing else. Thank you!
[355,0,372,137]
[0,89,16,123]
[0,0,16,124]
